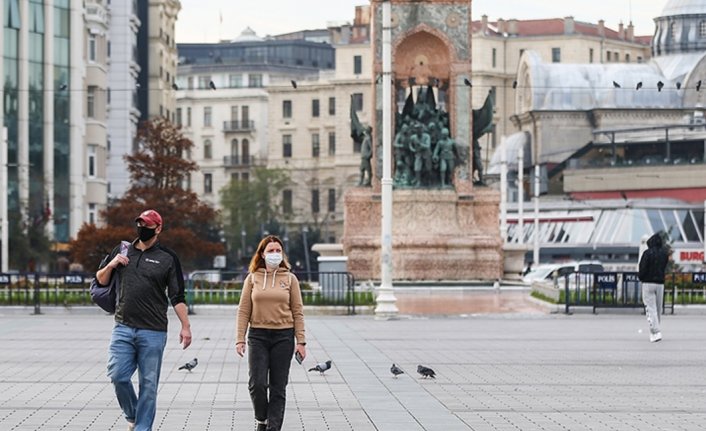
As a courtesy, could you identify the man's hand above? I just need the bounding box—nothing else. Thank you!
[180,325,192,349]
[109,254,129,269]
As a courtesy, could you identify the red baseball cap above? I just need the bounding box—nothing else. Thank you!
[135,209,162,226]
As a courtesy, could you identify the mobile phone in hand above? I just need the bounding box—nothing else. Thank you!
[120,241,130,257]
[295,351,303,364]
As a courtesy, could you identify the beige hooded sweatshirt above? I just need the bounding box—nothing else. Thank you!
[236,267,305,344]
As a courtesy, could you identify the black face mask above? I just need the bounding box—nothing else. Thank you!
[137,226,157,242]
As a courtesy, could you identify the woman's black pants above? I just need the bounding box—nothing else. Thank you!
[247,328,294,431]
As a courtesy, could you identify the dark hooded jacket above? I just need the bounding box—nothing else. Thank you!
[638,233,670,284]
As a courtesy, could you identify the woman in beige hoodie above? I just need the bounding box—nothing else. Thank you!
[236,235,306,431]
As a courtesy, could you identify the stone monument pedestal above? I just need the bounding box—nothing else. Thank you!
[342,188,503,281]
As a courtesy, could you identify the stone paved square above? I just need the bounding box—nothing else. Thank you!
[1,307,705,430]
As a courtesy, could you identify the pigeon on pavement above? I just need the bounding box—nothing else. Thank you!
[417,364,436,379]
[308,360,332,375]
[178,358,198,372]
[390,363,404,378]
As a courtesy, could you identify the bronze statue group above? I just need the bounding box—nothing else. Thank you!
[352,85,494,189]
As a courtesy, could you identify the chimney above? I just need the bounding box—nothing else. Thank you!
[598,19,605,37]
[497,18,505,34]
[481,14,488,34]
[618,22,624,39]
[627,22,635,41]
[564,16,575,34]
[508,19,519,36]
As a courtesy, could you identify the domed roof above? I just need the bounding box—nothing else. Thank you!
[660,0,706,17]
[232,27,262,43]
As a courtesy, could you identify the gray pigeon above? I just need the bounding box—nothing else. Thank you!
[390,363,404,378]
[308,360,332,375]
[178,358,198,372]
[417,364,436,379]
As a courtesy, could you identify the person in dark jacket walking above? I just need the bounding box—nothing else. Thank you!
[638,232,670,342]
[96,209,192,431]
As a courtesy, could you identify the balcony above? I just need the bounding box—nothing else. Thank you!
[223,155,257,167]
[223,120,255,133]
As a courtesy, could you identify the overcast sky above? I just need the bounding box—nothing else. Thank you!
[176,0,665,43]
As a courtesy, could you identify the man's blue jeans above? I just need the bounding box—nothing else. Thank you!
[107,323,167,431]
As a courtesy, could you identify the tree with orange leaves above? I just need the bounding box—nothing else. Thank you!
[70,118,224,272]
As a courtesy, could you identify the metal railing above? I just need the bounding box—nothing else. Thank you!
[223,155,256,167]
[186,270,360,315]
[0,270,363,316]
[560,271,706,314]
[223,120,255,132]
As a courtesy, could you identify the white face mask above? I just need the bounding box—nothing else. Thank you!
[265,252,283,268]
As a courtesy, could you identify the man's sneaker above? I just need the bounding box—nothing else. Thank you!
[127,422,135,431]
[650,332,662,343]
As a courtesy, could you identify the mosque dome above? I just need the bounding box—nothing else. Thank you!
[660,0,706,17]
[653,0,706,56]
[232,27,262,43]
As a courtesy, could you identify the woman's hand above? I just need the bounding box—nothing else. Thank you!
[236,342,246,357]
[295,343,306,361]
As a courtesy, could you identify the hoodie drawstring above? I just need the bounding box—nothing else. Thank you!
[261,268,278,290]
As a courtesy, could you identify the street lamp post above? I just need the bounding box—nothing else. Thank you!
[374,0,398,319]
[302,225,311,280]
[1,127,8,273]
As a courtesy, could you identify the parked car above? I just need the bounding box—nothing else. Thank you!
[522,261,604,285]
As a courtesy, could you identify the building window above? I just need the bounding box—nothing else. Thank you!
[203,106,212,127]
[328,97,335,115]
[88,145,97,178]
[328,131,336,156]
[311,189,320,214]
[88,35,96,62]
[551,48,561,63]
[589,48,594,63]
[670,22,677,39]
[701,21,706,38]
[176,108,182,126]
[283,134,292,158]
[230,105,239,121]
[625,54,630,63]
[204,173,212,194]
[354,55,362,74]
[352,93,363,111]
[241,106,249,125]
[249,74,263,87]
[242,139,250,163]
[187,107,192,126]
[312,133,320,157]
[241,172,249,182]
[328,189,335,213]
[312,99,320,117]
[492,48,497,68]
[88,204,96,225]
[107,41,111,58]
[203,139,212,159]
[87,86,96,118]
[606,51,611,62]
[637,56,643,63]
[283,100,292,118]
[283,190,292,215]
[229,74,242,88]
[198,75,211,89]
[188,76,193,89]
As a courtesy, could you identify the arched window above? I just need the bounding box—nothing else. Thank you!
[203,139,212,160]
[242,139,250,164]
[231,139,239,156]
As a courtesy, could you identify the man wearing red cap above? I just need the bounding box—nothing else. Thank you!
[96,209,191,431]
